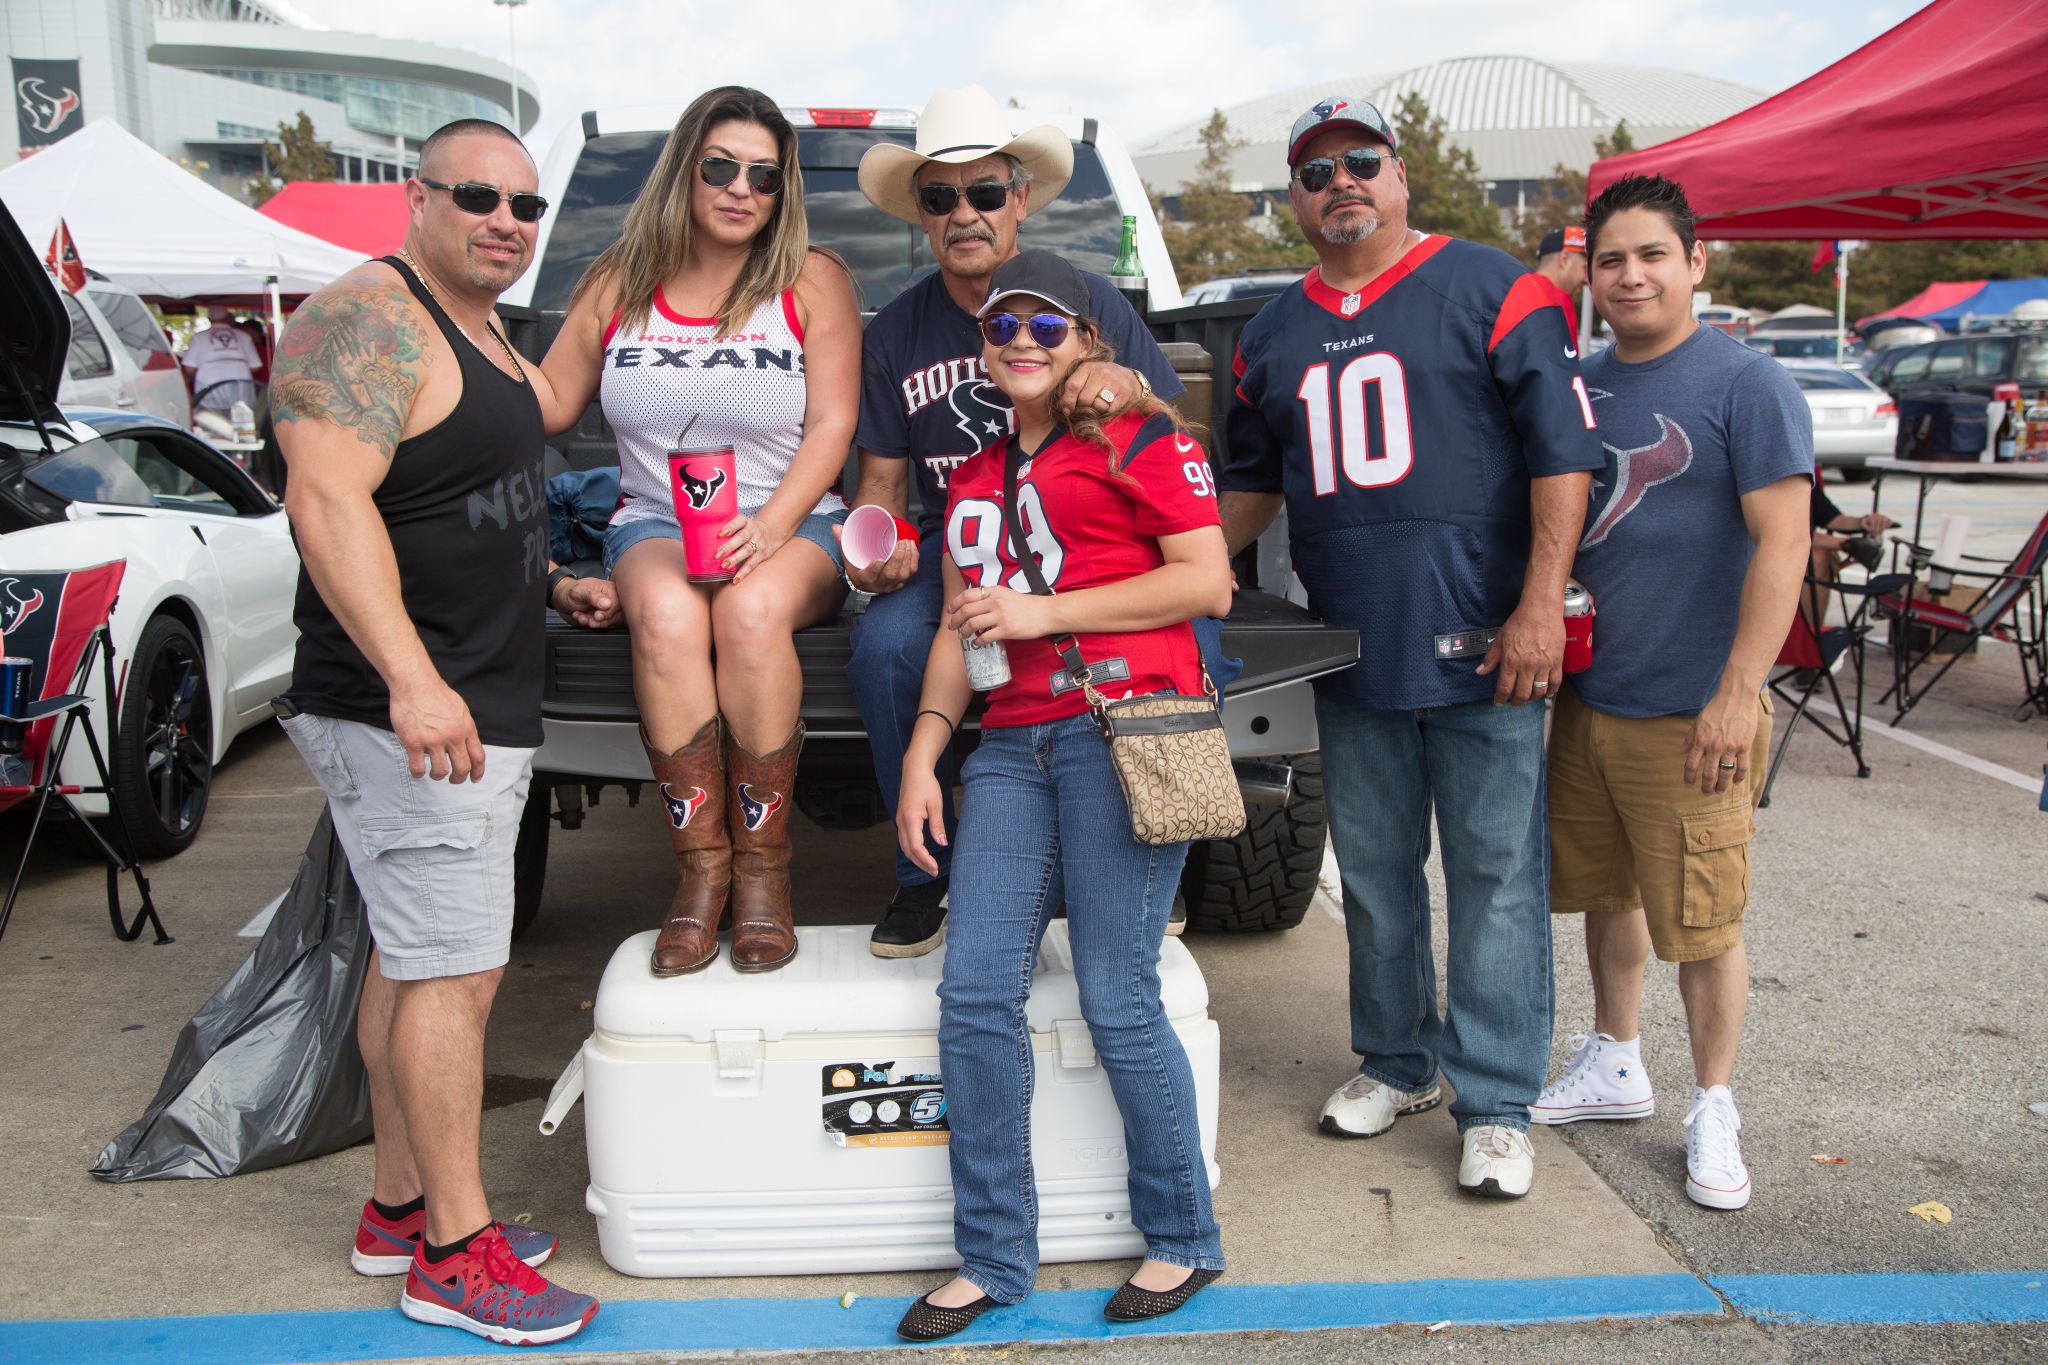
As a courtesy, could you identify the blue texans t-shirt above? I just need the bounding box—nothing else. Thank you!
[1571,324,1814,718]
[1222,234,1606,710]
[856,268,1183,535]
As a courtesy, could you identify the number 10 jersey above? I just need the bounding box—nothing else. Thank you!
[1222,233,1604,710]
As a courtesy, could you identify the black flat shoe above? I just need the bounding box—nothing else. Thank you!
[895,1288,1000,1341]
[1104,1266,1223,1322]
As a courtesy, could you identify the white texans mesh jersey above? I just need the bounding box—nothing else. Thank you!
[602,285,843,526]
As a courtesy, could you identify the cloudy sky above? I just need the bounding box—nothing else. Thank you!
[291,0,1911,159]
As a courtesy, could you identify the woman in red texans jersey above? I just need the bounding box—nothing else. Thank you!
[892,253,1232,1342]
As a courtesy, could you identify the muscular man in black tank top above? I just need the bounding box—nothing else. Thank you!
[271,119,611,1346]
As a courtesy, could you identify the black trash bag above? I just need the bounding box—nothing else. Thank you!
[91,810,373,1181]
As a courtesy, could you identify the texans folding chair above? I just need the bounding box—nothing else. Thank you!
[0,559,170,945]
[1878,509,2048,724]
[1759,563,1912,808]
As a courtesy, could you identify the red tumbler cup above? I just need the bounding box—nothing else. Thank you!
[1563,579,1594,673]
[670,446,738,583]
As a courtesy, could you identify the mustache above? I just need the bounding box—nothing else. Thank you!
[1325,193,1374,211]
[944,225,997,247]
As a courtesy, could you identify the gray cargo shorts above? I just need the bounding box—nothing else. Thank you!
[280,712,536,982]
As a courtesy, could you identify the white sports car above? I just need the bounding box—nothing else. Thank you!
[2,208,297,858]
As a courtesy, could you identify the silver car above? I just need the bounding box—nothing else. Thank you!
[1780,359,1897,467]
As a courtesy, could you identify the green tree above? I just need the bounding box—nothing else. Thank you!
[1708,238,2048,319]
[1153,109,1315,285]
[1390,92,1508,249]
[245,111,335,206]
[1514,120,1634,260]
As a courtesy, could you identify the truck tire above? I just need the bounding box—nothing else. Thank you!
[1179,751,1325,933]
[512,783,550,941]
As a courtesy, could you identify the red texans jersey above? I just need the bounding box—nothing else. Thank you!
[945,411,1221,728]
[1222,233,1604,710]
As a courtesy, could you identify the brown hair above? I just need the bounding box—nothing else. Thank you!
[572,86,808,338]
[1053,327,1197,471]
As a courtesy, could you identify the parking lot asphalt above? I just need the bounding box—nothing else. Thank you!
[1,475,2042,1363]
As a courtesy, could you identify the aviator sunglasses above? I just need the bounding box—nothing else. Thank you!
[699,155,785,195]
[416,176,549,222]
[979,312,1074,349]
[1291,147,1388,194]
[916,180,1013,217]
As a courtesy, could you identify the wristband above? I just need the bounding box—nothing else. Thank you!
[546,566,576,607]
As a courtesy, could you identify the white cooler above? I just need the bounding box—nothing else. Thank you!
[540,922,1220,1278]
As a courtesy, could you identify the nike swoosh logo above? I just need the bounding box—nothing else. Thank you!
[1565,345,1579,358]
[367,1222,416,1252]
[413,1269,467,1308]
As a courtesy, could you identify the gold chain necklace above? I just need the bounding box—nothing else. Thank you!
[394,249,526,383]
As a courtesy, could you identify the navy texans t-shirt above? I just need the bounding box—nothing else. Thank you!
[856,268,1184,535]
[1222,233,1605,711]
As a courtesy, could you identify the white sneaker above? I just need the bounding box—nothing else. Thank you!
[1318,1073,1442,1138]
[1683,1085,1752,1210]
[1530,1033,1656,1125]
[1458,1125,1535,1199]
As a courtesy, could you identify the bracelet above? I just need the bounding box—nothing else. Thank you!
[546,566,575,606]
[916,708,957,735]
[1131,368,1153,401]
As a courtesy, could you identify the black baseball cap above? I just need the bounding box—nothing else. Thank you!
[977,250,1092,320]
[1286,97,1398,166]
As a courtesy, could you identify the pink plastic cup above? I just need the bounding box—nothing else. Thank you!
[670,446,738,583]
[841,503,904,571]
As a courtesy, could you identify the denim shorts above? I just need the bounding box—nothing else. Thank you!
[602,507,849,578]
[279,712,535,982]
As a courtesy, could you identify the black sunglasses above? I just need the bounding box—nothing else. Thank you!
[699,156,785,195]
[917,180,1012,217]
[1292,147,1388,194]
[979,312,1073,349]
[417,176,548,222]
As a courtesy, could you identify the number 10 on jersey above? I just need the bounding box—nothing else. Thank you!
[1297,353,1414,495]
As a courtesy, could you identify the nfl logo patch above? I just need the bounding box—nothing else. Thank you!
[1341,293,1362,318]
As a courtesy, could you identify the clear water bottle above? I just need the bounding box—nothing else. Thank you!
[229,399,256,444]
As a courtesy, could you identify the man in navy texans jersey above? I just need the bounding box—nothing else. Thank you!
[1219,96,1603,1200]
[844,86,1186,959]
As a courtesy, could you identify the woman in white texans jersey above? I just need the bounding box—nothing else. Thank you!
[533,86,860,976]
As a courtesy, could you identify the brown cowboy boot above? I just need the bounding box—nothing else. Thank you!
[726,720,803,972]
[644,717,730,975]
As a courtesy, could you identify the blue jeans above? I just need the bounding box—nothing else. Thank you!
[1315,694,1553,1131]
[847,532,1242,890]
[938,714,1224,1303]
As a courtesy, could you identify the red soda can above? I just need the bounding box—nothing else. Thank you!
[670,446,738,583]
[1563,580,1594,673]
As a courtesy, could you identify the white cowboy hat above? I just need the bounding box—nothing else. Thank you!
[857,85,1074,225]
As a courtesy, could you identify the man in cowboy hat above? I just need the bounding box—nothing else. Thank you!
[844,84,1189,959]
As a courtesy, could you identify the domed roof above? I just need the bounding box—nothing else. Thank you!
[1135,55,1767,192]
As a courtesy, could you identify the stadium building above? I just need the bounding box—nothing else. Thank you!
[2,0,537,195]
[1137,55,1764,218]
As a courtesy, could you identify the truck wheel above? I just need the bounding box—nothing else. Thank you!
[512,783,550,941]
[1179,751,1324,933]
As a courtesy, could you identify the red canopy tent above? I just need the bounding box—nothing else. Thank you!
[1587,0,2048,240]
[257,182,409,257]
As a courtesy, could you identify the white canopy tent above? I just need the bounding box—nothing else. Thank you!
[0,120,365,301]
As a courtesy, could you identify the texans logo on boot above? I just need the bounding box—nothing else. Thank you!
[676,463,727,512]
[736,782,783,832]
[659,782,708,830]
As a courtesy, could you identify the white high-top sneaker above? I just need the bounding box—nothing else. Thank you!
[1530,1032,1655,1125]
[1684,1085,1752,1210]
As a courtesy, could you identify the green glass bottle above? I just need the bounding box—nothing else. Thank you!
[1110,214,1147,313]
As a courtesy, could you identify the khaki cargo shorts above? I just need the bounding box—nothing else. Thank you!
[1546,685,1772,963]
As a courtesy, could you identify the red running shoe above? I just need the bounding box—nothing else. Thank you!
[400,1225,599,1346]
[351,1201,557,1276]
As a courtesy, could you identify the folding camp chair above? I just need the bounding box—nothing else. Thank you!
[0,560,170,945]
[1878,510,2048,724]
[1760,563,1912,808]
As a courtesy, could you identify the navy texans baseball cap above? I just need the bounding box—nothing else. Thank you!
[977,250,1093,320]
[1287,97,1398,166]
[1539,225,1588,256]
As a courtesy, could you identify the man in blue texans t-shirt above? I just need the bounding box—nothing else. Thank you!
[846,86,1184,959]
[1220,96,1603,1200]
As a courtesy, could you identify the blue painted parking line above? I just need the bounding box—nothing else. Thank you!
[2,1270,2041,1363]
[1718,1271,2048,1324]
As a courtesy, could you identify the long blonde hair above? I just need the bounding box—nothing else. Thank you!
[573,86,808,339]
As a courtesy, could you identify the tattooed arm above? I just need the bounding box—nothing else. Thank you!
[276,271,486,784]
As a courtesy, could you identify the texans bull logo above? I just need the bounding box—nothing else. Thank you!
[736,782,784,832]
[659,782,708,830]
[1311,97,1351,122]
[0,578,46,634]
[949,379,1013,449]
[16,78,80,137]
[676,463,727,512]
[1583,413,1694,547]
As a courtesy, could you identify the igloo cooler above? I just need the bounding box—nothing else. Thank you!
[539,922,1220,1278]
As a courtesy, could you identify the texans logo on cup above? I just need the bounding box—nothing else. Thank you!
[676,463,727,512]
[736,782,784,832]
[659,782,708,830]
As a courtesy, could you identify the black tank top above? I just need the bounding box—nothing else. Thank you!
[287,255,547,747]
